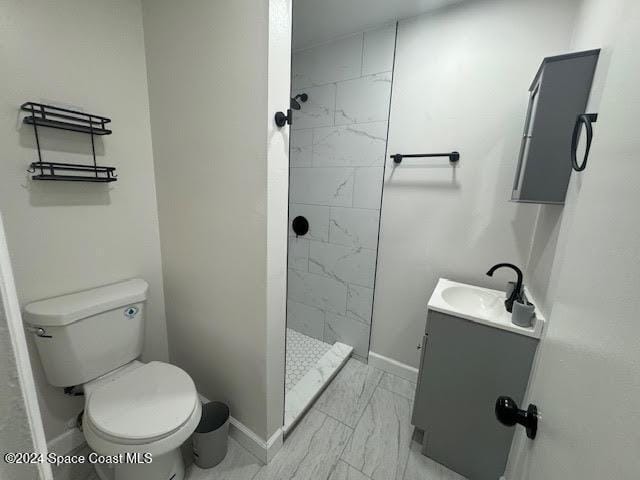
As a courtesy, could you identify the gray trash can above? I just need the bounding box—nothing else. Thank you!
[193,401,230,468]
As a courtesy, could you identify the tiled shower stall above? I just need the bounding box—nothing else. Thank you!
[287,24,396,360]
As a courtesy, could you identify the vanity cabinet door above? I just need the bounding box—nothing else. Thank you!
[411,310,538,480]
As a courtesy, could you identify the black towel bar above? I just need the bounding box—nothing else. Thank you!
[391,152,460,164]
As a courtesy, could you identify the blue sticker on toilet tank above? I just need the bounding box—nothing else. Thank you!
[124,306,139,319]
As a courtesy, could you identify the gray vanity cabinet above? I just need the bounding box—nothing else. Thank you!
[511,49,599,204]
[412,310,538,480]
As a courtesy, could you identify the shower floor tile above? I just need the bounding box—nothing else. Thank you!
[284,329,353,434]
[286,329,333,391]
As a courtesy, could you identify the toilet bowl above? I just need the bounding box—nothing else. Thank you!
[23,279,202,480]
[83,361,201,480]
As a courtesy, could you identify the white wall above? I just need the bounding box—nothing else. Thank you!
[266,0,293,441]
[0,0,168,442]
[287,25,396,358]
[0,214,49,480]
[523,0,625,319]
[371,0,581,367]
[505,0,640,477]
[143,0,289,442]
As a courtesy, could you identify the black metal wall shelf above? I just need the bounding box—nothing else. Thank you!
[21,102,116,182]
[28,162,117,183]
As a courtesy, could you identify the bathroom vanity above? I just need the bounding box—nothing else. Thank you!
[412,279,545,480]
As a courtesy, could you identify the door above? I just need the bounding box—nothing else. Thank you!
[504,2,640,478]
[0,212,53,480]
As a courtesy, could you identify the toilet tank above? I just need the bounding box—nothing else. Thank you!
[23,279,148,387]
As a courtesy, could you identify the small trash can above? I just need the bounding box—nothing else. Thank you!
[193,401,230,468]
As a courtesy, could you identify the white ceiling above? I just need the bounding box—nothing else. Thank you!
[293,0,464,50]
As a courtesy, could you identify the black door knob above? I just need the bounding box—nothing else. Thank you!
[495,396,538,439]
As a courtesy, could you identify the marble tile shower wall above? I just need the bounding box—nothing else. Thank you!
[287,25,396,359]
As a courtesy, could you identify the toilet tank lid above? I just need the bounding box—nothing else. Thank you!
[23,279,149,327]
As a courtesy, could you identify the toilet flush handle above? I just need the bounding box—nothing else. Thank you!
[26,325,52,338]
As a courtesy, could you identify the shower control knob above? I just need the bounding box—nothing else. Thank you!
[275,109,292,127]
[292,216,309,236]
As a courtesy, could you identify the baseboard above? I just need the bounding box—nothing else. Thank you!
[199,394,282,464]
[47,427,85,456]
[228,417,282,464]
[368,351,419,383]
[266,428,284,462]
[46,420,285,464]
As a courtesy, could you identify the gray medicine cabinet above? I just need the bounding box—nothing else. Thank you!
[512,49,600,204]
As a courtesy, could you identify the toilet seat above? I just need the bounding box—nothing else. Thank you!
[84,361,201,455]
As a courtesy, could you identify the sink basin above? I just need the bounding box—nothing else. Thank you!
[428,278,545,339]
[440,285,504,318]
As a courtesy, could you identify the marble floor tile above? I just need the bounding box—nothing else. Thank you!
[403,436,468,480]
[341,386,413,480]
[328,461,372,480]
[53,445,95,480]
[254,409,353,480]
[314,359,383,427]
[186,438,261,480]
[378,372,417,401]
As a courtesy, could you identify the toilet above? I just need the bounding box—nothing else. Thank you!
[24,279,201,480]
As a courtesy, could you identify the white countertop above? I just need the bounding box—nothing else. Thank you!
[427,278,545,339]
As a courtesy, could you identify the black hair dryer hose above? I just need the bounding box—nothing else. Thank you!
[571,113,598,172]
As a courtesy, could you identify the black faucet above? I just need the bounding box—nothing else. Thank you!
[486,263,523,313]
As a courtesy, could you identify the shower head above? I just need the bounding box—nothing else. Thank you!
[290,93,309,110]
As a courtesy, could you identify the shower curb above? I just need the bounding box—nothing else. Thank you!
[283,342,353,435]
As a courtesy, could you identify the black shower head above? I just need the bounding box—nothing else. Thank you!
[290,93,309,110]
